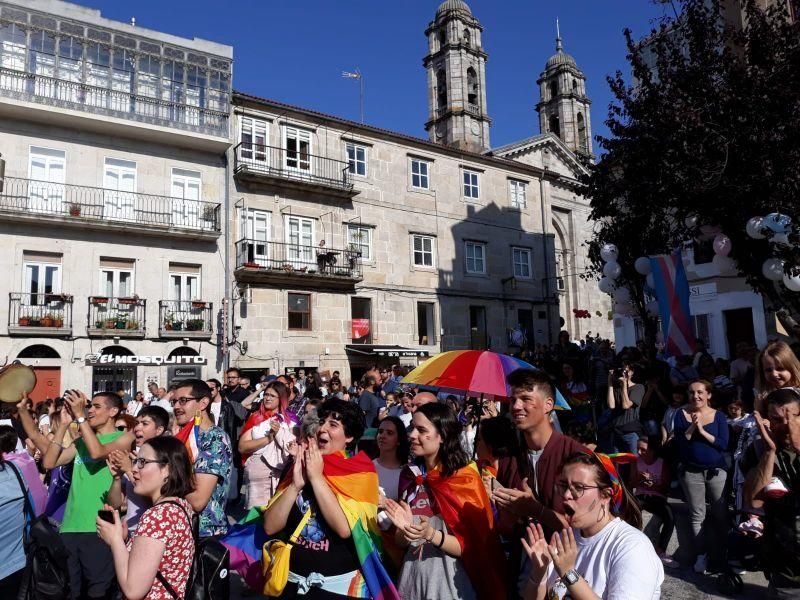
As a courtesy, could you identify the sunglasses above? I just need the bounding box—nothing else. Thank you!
[116,425,127,431]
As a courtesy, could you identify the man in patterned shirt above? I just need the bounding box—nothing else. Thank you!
[171,379,232,538]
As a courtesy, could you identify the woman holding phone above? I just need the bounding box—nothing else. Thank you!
[96,436,195,600]
[238,380,297,508]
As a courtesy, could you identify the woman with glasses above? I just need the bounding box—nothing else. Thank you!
[522,452,663,600]
[115,414,137,433]
[238,381,297,508]
[385,403,507,600]
[96,436,195,600]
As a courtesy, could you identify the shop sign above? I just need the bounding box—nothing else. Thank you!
[689,282,717,298]
[85,353,207,366]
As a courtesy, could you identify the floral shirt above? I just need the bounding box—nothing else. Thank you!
[127,498,194,600]
[194,426,232,537]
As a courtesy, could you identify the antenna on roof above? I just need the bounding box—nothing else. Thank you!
[556,18,563,51]
[130,17,136,27]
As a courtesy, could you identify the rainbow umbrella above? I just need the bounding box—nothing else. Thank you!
[401,350,571,410]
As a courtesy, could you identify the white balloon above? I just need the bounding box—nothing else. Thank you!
[684,215,698,228]
[712,254,735,274]
[784,271,800,292]
[645,273,655,290]
[772,233,791,246]
[762,258,785,282]
[600,243,619,263]
[598,277,615,294]
[746,216,765,239]
[602,261,622,279]
[645,300,659,316]
[613,287,631,303]
[634,257,652,275]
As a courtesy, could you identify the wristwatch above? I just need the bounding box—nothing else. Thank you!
[561,569,580,587]
[74,416,86,425]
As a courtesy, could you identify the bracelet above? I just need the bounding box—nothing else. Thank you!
[436,530,446,549]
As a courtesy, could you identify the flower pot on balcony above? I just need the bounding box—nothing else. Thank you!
[53,317,63,328]
[68,204,81,217]
[104,319,115,329]
[126,320,139,330]
[186,319,204,331]
[118,297,138,306]
[29,318,40,327]
[92,297,109,305]
[243,261,261,269]
[18,317,30,327]
[191,301,207,309]
[40,316,54,327]
[95,320,103,329]
[172,322,183,331]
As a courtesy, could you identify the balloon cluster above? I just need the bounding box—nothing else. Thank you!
[746,212,800,292]
[597,244,635,315]
[684,215,735,275]
[633,257,660,317]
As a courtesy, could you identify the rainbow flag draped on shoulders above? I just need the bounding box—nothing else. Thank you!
[221,450,399,600]
[175,413,201,461]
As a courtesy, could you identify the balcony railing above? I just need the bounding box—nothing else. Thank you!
[233,143,355,196]
[235,239,362,285]
[87,296,146,338]
[0,177,221,233]
[8,292,73,336]
[158,300,213,339]
[0,67,229,138]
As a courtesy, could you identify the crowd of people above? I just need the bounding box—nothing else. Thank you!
[0,334,797,599]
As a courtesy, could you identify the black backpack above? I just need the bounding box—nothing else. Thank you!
[155,501,230,600]
[9,463,71,600]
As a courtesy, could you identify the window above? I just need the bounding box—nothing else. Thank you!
[171,169,201,228]
[85,42,110,107]
[240,208,271,264]
[347,225,372,261]
[467,67,478,106]
[463,169,480,199]
[577,113,588,154]
[30,31,57,97]
[239,116,268,164]
[0,22,26,73]
[549,115,560,138]
[169,264,200,303]
[99,259,135,297]
[412,235,435,267]
[111,48,135,112]
[103,158,136,221]
[137,54,160,99]
[512,247,532,279]
[288,293,311,330]
[23,252,62,305]
[285,215,315,267]
[410,159,430,190]
[345,143,367,177]
[465,241,486,274]
[436,69,447,108]
[469,306,488,350]
[417,302,436,345]
[28,147,66,213]
[691,314,710,347]
[284,126,311,172]
[351,297,372,343]
[509,180,527,209]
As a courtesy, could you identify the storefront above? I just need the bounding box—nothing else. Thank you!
[345,345,430,383]
[85,347,208,394]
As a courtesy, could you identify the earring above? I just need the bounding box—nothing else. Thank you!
[597,504,606,522]
[163,476,169,483]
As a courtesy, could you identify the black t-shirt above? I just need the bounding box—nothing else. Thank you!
[222,385,249,404]
[611,383,645,434]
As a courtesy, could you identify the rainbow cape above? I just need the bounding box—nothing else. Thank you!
[222,450,399,599]
[175,413,201,461]
[422,462,508,600]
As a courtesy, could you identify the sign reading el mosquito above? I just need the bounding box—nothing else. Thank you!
[85,353,207,366]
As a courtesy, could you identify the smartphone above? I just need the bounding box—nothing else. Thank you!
[98,509,115,524]
[489,477,499,493]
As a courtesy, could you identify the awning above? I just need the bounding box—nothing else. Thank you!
[345,345,430,358]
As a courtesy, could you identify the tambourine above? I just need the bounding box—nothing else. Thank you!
[0,362,37,403]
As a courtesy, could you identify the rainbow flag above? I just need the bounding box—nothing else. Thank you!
[175,413,201,461]
[650,251,696,357]
[220,507,269,590]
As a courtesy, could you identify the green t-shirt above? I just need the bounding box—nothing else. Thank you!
[60,431,124,533]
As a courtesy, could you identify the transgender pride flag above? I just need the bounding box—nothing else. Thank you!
[649,251,696,357]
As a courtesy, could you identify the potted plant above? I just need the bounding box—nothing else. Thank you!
[29,317,41,327]
[53,316,63,328]
[243,261,261,268]
[40,314,54,327]
[126,319,139,331]
[115,314,128,329]
[186,318,205,331]
[163,311,175,331]
[118,295,140,306]
[91,296,109,305]
[171,320,183,331]
[104,318,116,329]
[68,203,81,217]
[95,320,103,329]
[191,300,207,309]
[18,315,30,327]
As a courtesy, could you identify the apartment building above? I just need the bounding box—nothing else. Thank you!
[0,0,232,398]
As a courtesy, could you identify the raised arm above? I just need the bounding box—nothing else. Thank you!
[66,391,134,460]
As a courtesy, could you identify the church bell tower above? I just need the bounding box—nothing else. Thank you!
[423,0,491,153]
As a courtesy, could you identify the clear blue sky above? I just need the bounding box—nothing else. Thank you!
[77,0,673,148]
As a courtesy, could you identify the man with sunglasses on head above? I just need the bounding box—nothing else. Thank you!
[172,379,232,538]
[222,367,249,405]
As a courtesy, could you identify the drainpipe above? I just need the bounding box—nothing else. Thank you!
[539,161,554,346]
[223,147,231,372]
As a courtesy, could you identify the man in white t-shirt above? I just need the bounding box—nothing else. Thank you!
[150,387,173,414]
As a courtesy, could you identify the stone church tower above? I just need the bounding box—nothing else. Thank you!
[423,0,491,152]
[536,31,594,161]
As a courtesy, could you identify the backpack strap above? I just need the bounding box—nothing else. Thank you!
[6,461,34,538]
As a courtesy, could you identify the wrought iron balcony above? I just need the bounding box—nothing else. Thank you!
[87,296,146,338]
[0,67,229,138]
[235,238,362,289]
[0,177,221,236]
[233,143,356,198]
[8,292,73,336]
[158,300,214,339]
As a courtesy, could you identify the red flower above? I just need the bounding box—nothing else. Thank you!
[415,474,425,487]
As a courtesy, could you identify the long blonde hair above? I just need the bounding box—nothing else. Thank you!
[755,341,800,394]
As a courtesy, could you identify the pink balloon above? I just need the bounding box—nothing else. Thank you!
[713,234,732,257]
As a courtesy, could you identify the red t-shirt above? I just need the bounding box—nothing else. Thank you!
[127,498,195,600]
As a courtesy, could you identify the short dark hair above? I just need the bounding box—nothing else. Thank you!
[95,392,123,414]
[0,425,18,454]
[415,403,469,477]
[479,416,520,459]
[507,369,555,401]
[226,367,241,376]
[143,436,195,498]
[317,399,365,450]
[174,379,213,414]
[206,378,222,390]
[766,387,800,408]
[138,406,170,432]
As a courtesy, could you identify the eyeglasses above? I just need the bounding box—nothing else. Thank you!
[116,425,127,431]
[554,481,605,499]
[132,458,166,470]
[170,396,202,407]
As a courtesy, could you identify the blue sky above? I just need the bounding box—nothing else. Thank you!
[78,1,673,148]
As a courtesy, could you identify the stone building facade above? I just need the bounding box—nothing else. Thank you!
[0,0,232,399]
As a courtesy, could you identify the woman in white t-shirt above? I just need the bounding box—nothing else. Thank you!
[523,452,664,600]
[373,416,409,503]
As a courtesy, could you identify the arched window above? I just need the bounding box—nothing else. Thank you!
[577,113,588,153]
[17,344,60,359]
[463,29,471,47]
[549,80,558,99]
[438,29,446,47]
[467,67,478,106]
[99,345,134,357]
[168,347,199,358]
[436,69,448,109]
[572,79,578,91]
[549,115,561,138]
